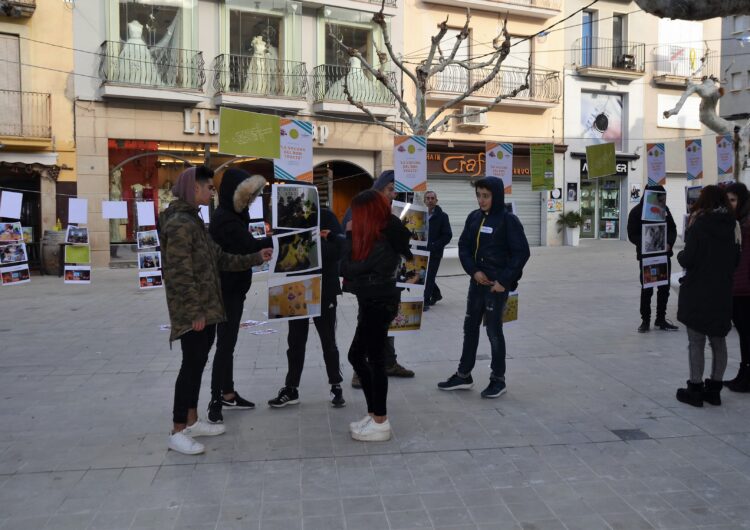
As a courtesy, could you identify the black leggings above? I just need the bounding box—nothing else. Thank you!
[733,296,750,365]
[286,300,343,387]
[173,325,216,424]
[211,289,246,400]
[348,296,399,417]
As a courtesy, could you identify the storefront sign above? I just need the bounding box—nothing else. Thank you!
[274,119,313,182]
[394,136,427,192]
[716,134,734,182]
[183,109,219,136]
[646,143,666,186]
[530,144,554,191]
[580,159,628,178]
[486,142,513,194]
[427,152,531,177]
[218,108,280,159]
[685,139,703,181]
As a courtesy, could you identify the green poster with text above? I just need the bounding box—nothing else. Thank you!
[585,143,616,179]
[531,144,554,191]
[218,107,280,159]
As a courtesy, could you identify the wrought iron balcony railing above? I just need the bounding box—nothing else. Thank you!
[427,64,561,103]
[358,0,396,6]
[0,89,51,138]
[572,37,646,73]
[652,45,718,79]
[313,64,396,106]
[491,0,561,9]
[99,41,205,90]
[213,54,308,98]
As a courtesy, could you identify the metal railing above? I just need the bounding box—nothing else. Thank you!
[652,45,719,79]
[312,64,396,105]
[490,0,561,9]
[99,41,205,90]
[0,89,50,138]
[0,0,36,17]
[358,0,397,6]
[572,37,646,73]
[427,64,561,103]
[213,54,308,98]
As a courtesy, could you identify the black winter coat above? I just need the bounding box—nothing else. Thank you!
[627,190,677,260]
[677,210,740,337]
[427,205,452,258]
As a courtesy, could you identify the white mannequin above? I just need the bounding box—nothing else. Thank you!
[109,169,123,243]
[244,35,268,94]
[118,20,158,84]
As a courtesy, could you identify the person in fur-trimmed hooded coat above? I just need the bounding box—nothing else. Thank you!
[207,169,272,422]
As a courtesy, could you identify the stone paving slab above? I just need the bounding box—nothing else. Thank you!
[1,241,750,529]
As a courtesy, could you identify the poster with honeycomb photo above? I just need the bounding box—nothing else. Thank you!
[267,274,322,322]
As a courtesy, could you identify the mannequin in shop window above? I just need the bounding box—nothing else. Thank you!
[109,168,124,243]
[243,25,280,95]
[118,15,180,86]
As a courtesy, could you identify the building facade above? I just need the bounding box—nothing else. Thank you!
[0,0,77,266]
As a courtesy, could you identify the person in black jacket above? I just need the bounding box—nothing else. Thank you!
[438,177,530,398]
[676,185,740,407]
[268,207,346,408]
[423,191,452,309]
[207,169,272,424]
[627,185,679,333]
[341,189,412,442]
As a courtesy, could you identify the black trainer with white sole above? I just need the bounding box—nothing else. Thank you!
[207,399,223,424]
[268,387,300,408]
[220,392,255,409]
[437,373,474,391]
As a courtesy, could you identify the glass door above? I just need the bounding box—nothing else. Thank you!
[580,180,596,238]
[599,178,620,239]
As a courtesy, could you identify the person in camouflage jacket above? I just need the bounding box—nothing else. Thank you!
[161,166,272,455]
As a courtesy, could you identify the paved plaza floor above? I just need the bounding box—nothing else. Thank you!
[2,240,750,529]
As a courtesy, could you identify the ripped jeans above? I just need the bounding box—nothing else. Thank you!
[458,280,509,381]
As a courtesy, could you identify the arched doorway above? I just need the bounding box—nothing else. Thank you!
[314,160,373,222]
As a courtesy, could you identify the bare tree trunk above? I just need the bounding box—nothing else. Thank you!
[634,0,750,20]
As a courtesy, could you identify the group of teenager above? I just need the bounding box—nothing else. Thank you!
[628,183,750,409]
[159,165,530,455]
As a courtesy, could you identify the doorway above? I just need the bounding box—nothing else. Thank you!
[580,176,623,239]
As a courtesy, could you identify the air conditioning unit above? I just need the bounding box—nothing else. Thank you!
[458,105,488,128]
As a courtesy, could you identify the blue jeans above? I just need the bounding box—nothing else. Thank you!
[458,281,508,381]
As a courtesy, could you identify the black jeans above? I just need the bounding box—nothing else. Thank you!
[286,299,343,387]
[211,288,247,400]
[639,257,671,322]
[173,325,217,424]
[458,281,508,381]
[733,296,750,365]
[348,296,399,416]
[424,253,443,304]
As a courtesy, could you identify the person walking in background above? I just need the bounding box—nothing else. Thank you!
[438,177,530,398]
[206,169,272,424]
[422,191,452,311]
[676,185,740,407]
[160,166,272,455]
[725,182,750,392]
[627,185,679,333]
[341,190,412,441]
[268,207,347,408]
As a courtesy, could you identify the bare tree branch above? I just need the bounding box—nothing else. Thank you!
[372,0,418,89]
[341,69,404,135]
[428,10,471,77]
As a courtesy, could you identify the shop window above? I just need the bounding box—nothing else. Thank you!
[112,0,195,48]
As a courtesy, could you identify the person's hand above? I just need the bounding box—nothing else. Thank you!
[490,281,506,293]
[473,271,492,286]
[320,229,331,239]
[261,248,274,262]
[345,220,352,232]
[192,317,206,332]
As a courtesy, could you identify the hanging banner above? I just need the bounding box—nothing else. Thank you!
[393,136,427,193]
[485,142,513,195]
[274,119,313,182]
[685,139,703,181]
[716,134,734,182]
[646,143,666,186]
[530,144,554,191]
[585,143,616,179]
[218,107,280,159]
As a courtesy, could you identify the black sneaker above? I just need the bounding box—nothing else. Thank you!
[331,385,346,408]
[432,293,443,304]
[268,387,299,408]
[655,319,679,331]
[437,373,473,391]
[207,399,223,424]
[351,373,362,389]
[638,320,650,333]
[221,392,255,409]
[481,379,507,399]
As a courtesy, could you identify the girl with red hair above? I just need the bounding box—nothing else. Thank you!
[341,189,412,441]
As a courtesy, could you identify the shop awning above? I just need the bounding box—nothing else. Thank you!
[0,152,59,166]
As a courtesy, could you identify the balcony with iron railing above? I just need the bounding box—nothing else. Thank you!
[652,45,719,87]
[213,54,308,98]
[427,64,561,108]
[0,0,36,17]
[0,90,51,139]
[312,64,397,115]
[422,0,560,18]
[572,37,646,81]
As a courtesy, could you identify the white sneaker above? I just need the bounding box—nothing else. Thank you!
[351,419,392,442]
[168,432,205,455]
[349,415,372,432]
[183,419,226,437]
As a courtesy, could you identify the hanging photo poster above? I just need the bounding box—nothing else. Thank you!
[567,182,578,202]
[274,119,313,182]
[685,139,703,181]
[272,184,319,230]
[21,227,32,244]
[646,143,666,186]
[136,230,160,250]
[267,274,322,322]
[101,200,128,219]
[64,245,91,264]
[248,195,264,220]
[218,107,281,159]
[270,228,321,275]
[716,134,734,182]
[641,189,667,222]
[68,198,88,225]
[641,223,667,255]
[502,292,519,324]
[642,255,669,289]
[138,251,162,270]
[0,264,30,286]
[0,190,22,220]
[65,226,89,245]
[630,183,642,203]
[530,144,554,191]
[0,222,23,242]
[139,271,163,289]
[485,142,513,194]
[249,221,267,239]
[393,135,427,193]
[0,242,27,265]
[392,200,428,246]
[388,297,424,336]
[396,249,430,291]
[136,201,156,227]
[685,185,702,213]
[64,266,91,285]
[585,142,617,179]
